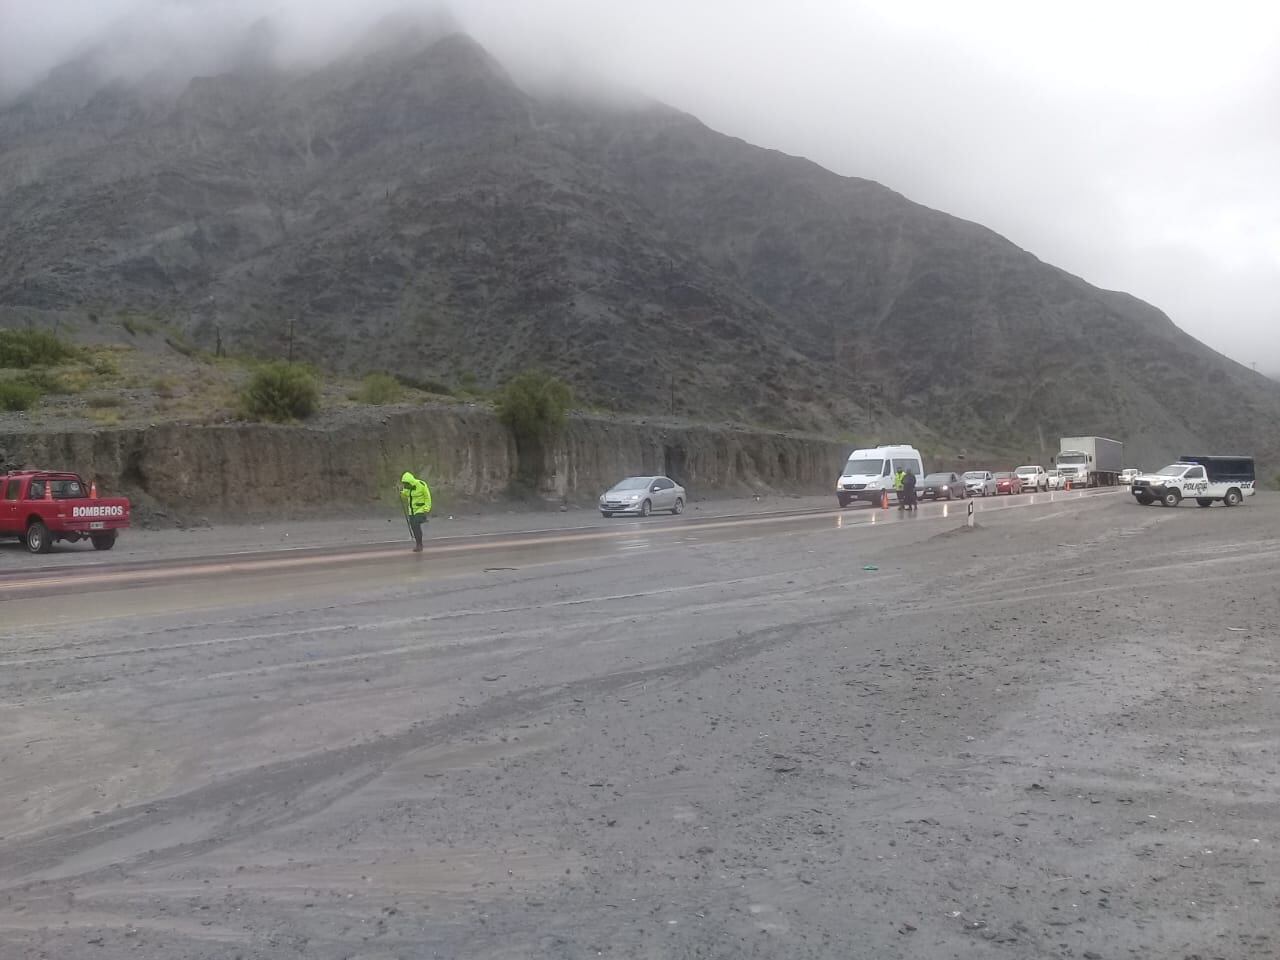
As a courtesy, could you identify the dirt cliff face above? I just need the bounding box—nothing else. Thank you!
[0,407,847,520]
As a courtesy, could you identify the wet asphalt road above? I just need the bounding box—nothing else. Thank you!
[1,489,1276,959]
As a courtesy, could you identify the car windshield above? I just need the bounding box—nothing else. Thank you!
[844,458,882,475]
[1047,470,1059,477]
[995,472,1013,479]
[924,474,952,482]
[963,472,986,480]
[1015,466,1038,473]
[1155,464,1187,477]
[1058,454,1087,464]
[611,477,653,491]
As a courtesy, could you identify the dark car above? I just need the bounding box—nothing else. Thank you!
[994,472,1023,495]
[918,472,967,501]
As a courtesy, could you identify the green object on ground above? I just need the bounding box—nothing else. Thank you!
[862,564,878,571]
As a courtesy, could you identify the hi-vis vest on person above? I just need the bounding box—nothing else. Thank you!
[400,472,432,515]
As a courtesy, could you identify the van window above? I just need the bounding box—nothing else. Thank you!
[892,458,920,476]
[28,480,44,500]
[1,479,16,500]
[844,458,884,476]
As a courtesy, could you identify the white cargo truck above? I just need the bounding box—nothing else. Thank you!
[1056,436,1123,487]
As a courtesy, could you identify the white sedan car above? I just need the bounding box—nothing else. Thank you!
[1015,464,1049,492]
[600,476,686,517]
[963,470,998,497]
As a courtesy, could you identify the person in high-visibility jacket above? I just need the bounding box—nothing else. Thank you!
[399,471,433,552]
[893,469,907,510]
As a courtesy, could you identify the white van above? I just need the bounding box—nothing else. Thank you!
[836,444,925,507]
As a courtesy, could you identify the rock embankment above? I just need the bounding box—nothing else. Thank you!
[0,406,847,519]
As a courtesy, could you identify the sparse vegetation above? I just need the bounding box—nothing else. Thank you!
[355,372,402,405]
[118,313,160,337]
[393,372,454,396]
[152,377,179,399]
[90,353,120,377]
[0,380,42,411]
[86,393,124,408]
[240,362,320,422]
[0,329,76,369]
[18,369,67,394]
[495,370,573,486]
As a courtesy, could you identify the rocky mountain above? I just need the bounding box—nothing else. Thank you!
[2,29,1278,468]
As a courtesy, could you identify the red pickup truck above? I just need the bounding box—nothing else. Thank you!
[0,471,130,553]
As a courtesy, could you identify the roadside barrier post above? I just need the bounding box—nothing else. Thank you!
[967,500,975,528]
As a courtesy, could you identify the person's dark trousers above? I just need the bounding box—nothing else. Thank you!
[410,513,428,550]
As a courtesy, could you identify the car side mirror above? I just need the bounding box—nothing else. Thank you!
[651,485,661,493]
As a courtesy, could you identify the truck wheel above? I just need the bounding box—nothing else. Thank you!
[601,512,613,518]
[1135,494,1154,505]
[837,494,851,508]
[26,521,53,554]
[1161,490,1181,508]
[1196,498,1213,508]
[640,499,651,517]
[1223,488,1242,507]
[91,532,118,550]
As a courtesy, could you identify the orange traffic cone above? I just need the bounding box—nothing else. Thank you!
[880,489,890,510]
[90,481,98,499]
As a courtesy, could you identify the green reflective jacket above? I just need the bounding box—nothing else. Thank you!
[400,471,432,515]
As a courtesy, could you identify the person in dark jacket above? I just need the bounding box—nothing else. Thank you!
[902,469,919,512]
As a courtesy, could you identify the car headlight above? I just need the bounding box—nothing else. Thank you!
[628,494,640,501]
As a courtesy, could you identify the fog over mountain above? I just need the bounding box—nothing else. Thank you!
[4,1,1277,372]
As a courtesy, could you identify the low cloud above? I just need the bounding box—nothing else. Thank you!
[2,0,1277,368]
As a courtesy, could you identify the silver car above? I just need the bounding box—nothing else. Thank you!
[963,470,997,497]
[600,476,686,517]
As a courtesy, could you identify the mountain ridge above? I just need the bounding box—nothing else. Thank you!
[2,31,1277,470]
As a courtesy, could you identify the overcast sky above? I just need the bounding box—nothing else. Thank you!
[2,0,1277,370]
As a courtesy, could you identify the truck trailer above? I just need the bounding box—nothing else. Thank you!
[1056,436,1123,487]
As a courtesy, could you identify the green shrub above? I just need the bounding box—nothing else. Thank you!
[0,380,41,411]
[0,329,75,368]
[240,362,320,422]
[86,393,123,408]
[19,369,65,393]
[355,372,403,405]
[495,371,573,485]
[90,353,120,377]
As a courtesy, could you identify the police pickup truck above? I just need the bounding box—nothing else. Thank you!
[1130,456,1255,508]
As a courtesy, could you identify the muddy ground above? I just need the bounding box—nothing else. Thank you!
[0,492,1276,958]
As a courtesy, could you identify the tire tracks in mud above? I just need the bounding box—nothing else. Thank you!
[0,609,852,893]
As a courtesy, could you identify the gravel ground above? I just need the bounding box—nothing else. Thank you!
[0,492,1276,959]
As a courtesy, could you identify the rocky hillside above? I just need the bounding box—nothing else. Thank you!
[2,27,1278,468]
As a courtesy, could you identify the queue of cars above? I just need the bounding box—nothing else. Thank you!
[596,452,1257,523]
